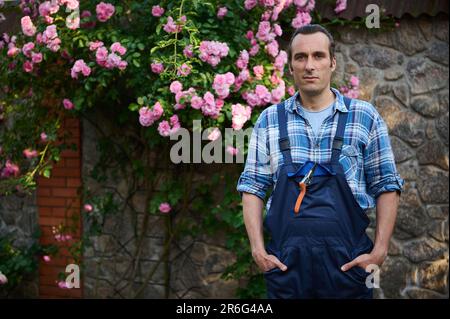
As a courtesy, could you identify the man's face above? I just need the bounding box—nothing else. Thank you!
[289,32,336,96]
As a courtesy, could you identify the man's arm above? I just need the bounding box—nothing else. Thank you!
[341,190,400,271]
[371,191,400,261]
[242,193,287,272]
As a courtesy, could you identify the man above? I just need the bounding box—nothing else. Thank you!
[236,24,404,299]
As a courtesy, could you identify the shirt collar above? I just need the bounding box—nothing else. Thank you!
[286,87,349,115]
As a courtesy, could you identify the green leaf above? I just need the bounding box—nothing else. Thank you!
[137,97,144,105]
[132,59,141,68]
[43,169,51,178]
[129,103,139,111]
[137,43,145,50]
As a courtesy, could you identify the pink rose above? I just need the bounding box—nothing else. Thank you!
[110,42,126,56]
[169,81,183,94]
[256,21,275,42]
[287,86,296,96]
[169,115,181,134]
[271,84,285,104]
[158,120,171,137]
[96,2,115,22]
[334,0,347,14]
[159,202,171,213]
[151,62,164,74]
[226,146,239,156]
[31,52,43,64]
[89,41,104,51]
[63,98,74,110]
[43,255,51,262]
[190,95,203,109]
[231,103,252,130]
[64,0,80,11]
[139,107,153,127]
[83,204,93,212]
[183,45,194,58]
[236,50,249,70]
[249,44,259,56]
[95,46,108,66]
[292,10,312,28]
[1,160,20,178]
[23,61,34,73]
[118,60,128,70]
[22,42,35,58]
[350,75,359,87]
[23,148,38,159]
[0,272,8,285]
[139,102,163,127]
[66,15,80,30]
[217,7,228,19]
[198,40,229,67]
[7,47,20,57]
[21,16,36,36]
[207,128,221,141]
[295,0,315,12]
[177,63,191,77]
[255,84,271,104]
[265,40,279,57]
[253,65,264,80]
[152,5,165,17]
[244,0,257,10]
[163,16,179,33]
[105,53,122,69]
[273,24,282,36]
[274,50,287,71]
[40,132,48,142]
[58,281,68,289]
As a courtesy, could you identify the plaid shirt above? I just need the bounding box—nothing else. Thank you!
[237,87,405,212]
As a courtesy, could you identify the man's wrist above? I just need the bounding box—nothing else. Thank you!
[251,247,267,257]
[371,245,388,261]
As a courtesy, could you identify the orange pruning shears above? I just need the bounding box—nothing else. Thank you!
[294,163,317,215]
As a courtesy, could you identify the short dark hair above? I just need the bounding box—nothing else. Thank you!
[287,24,335,69]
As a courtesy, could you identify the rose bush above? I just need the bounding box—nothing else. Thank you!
[1,0,371,297]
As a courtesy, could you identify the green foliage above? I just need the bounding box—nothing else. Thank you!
[0,232,57,297]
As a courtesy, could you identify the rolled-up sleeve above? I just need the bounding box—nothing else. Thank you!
[363,114,405,199]
[236,110,274,200]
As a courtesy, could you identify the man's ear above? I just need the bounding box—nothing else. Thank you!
[330,56,336,72]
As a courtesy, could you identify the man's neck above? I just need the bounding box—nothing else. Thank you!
[298,88,336,112]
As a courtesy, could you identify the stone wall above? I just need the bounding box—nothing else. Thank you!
[0,192,39,298]
[81,111,239,298]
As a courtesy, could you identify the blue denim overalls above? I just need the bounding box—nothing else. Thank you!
[263,97,374,299]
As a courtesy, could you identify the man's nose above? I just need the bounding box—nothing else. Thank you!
[305,56,315,72]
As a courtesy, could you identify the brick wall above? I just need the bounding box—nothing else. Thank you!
[36,117,83,298]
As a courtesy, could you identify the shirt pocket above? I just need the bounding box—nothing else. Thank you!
[339,144,360,182]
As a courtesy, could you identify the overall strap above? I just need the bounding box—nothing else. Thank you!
[277,101,295,175]
[331,96,352,165]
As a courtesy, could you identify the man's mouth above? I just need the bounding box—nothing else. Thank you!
[303,76,318,81]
